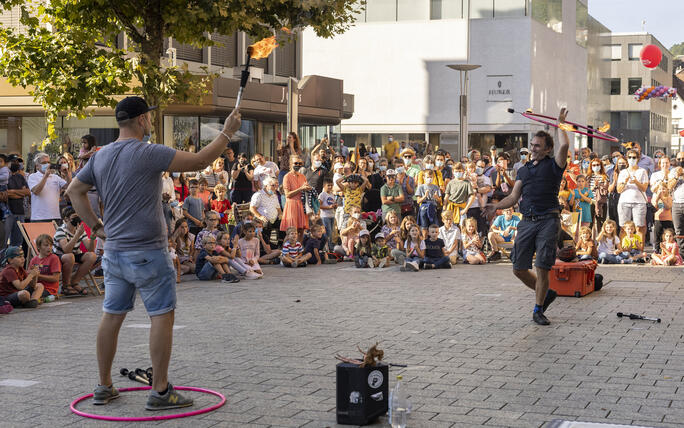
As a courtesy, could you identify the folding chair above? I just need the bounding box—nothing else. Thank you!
[18,221,103,296]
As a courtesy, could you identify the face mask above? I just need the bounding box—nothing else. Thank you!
[70,216,81,227]
[313,160,322,168]
[351,213,361,219]
[424,163,434,170]
[628,158,637,167]
[396,167,405,174]
[592,165,600,173]
[60,163,68,170]
[435,160,444,168]
[454,171,464,179]
[403,158,412,165]
[520,154,527,160]
[425,177,433,184]
[475,167,484,175]
[617,164,627,170]
[172,172,180,178]
[41,163,49,173]
[255,228,262,234]
[612,157,619,165]
[379,165,387,171]
[266,189,274,196]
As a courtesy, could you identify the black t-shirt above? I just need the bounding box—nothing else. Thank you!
[305,167,328,194]
[232,162,254,190]
[223,156,237,174]
[7,173,28,215]
[517,156,564,216]
[424,238,445,258]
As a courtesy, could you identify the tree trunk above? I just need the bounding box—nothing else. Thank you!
[140,1,164,144]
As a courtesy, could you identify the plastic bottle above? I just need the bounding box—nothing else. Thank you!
[389,375,411,428]
[42,295,56,303]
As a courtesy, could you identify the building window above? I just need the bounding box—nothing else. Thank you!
[658,54,669,73]
[531,0,563,33]
[210,33,237,68]
[470,0,494,18]
[610,112,620,129]
[610,78,620,95]
[628,78,642,95]
[494,0,526,18]
[628,43,642,60]
[627,112,641,130]
[575,0,588,47]
[610,44,621,61]
[398,0,429,20]
[430,0,463,19]
[366,0,397,22]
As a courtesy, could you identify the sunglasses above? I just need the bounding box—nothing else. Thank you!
[618,164,627,167]
[627,156,638,159]
[293,163,303,167]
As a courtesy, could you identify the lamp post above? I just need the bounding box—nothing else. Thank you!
[447,64,481,159]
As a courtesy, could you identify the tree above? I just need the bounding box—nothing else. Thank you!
[671,42,684,57]
[0,0,362,145]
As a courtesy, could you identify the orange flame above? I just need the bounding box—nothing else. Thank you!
[598,122,610,133]
[248,36,278,60]
[281,26,291,34]
[559,123,574,132]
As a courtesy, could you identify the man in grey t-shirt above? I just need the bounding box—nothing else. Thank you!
[67,96,241,410]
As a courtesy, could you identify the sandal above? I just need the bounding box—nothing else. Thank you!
[71,285,88,295]
[62,286,81,297]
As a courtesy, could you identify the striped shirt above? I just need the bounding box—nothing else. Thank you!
[282,241,303,258]
[53,223,87,255]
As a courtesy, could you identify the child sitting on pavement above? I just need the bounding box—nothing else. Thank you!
[281,226,312,267]
[304,223,332,265]
[338,216,362,259]
[252,217,282,265]
[423,223,451,269]
[371,232,391,268]
[195,234,240,282]
[238,223,264,277]
[195,210,222,251]
[172,218,196,277]
[216,231,260,280]
[462,218,486,265]
[439,210,461,265]
[354,229,372,268]
[575,226,598,261]
[621,220,647,263]
[0,246,46,308]
[400,224,424,272]
[651,228,683,266]
[597,219,630,264]
[29,234,61,296]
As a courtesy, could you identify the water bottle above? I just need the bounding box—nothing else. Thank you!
[42,295,56,303]
[389,375,410,428]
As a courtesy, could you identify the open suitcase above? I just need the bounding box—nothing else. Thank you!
[549,259,597,297]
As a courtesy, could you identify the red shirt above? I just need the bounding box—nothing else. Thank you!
[565,163,580,190]
[0,265,27,296]
[211,199,232,225]
[29,254,61,296]
[175,184,189,202]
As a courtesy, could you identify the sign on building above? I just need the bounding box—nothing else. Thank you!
[487,75,513,102]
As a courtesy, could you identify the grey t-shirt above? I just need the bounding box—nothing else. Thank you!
[77,138,176,251]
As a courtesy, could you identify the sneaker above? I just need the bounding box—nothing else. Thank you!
[378,259,386,268]
[368,258,375,268]
[245,271,261,280]
[23,299,39,309]
[297,261,308,267]
[408,261,420,272]
[532,311,550,326]
[145,384,193,411]
[423,263,434,270]
[542,289,557,313]
[221,274,240,283]
[0,304,12,315]
[93,384,120,405]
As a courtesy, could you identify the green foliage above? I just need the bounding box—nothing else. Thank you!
[671,42,684,57]
[0,0,362,144]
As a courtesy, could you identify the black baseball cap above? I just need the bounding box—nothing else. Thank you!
[115,96,157,122]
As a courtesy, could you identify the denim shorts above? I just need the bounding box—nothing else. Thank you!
[511,217,560,271]
[102,248,176,316]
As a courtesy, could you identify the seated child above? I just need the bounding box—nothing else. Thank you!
[216,232,260,280]
[400,224,424,272]
[338,216,362,259]
[231,211,254,241]
[304,224,332,265]
[172,218,196,277]
[575,226,598,261]
[281,226,312,267]
[253,218,281,265]
[596,220,630,264]
[439,210,461,265]
[620,220,647,262]
[53,206,97,296]
[423,224,451,269]
[380,209,401,252]
[392,215,417,265]
[371,232,391,268]
[461,218,486,265]
[238,223,264,277]
[0,246,46,308]
[195,234,240,282]
[354,229,372,268]
[651,228,683,266]
[28,234,61,296]
[487,207,520,261]
[195,210,222,250]
[415,169,442,238]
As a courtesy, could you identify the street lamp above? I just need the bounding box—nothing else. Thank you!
[447,64,481,159]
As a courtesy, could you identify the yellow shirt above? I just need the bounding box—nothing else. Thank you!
[383,141,400,160]
[344,187,364,214]
[416,169,444,189]
[621,234,642,251]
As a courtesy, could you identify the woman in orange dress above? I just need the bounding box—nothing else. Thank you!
[280,155,311,240]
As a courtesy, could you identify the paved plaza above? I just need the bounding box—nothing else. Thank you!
[2,263,684,427]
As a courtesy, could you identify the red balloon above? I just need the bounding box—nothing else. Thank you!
[640,44,662,69]
[680,129,684,137]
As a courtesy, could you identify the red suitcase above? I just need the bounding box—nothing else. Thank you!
[549,259,597,297]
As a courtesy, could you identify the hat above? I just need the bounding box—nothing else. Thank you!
[333,162,344,170]
[344,174,363,184]
[374,232,385,240]
[400,148,416,157]
[3,246,23,264]
[385,169,397,176]
[359,229,370,237]
[115,96,157,122]
[520,148,529,154]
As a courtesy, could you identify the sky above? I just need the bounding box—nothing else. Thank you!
[588,0,684,50]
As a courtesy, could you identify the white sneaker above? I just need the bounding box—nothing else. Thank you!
[245,271,261,280]
[368,258,375,269]
[378,259,386,268]
[408,261,420,271]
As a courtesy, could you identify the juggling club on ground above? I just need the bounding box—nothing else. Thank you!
[120,368,151,385]
[617,312,661,323]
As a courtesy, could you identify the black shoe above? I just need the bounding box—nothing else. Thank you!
[23,299,39,308]
[488,251,502,262]
[221,274,240,283]
[423,263,434,270]
[533,311,550,325]
[542,289,557,313]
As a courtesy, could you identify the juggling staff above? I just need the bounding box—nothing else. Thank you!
[617,312,661,323]
[507,108,619,142]
[234,36,279,108]
[120,368,150,385]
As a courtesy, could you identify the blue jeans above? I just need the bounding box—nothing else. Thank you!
[322,217,334,249]
[598,252,631,264]
[102,248,176,316]
[418,202,437,229]
[196,262,217,280]
[423,256,450,268]
[355,255,369,268]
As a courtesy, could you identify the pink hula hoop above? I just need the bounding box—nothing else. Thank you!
[70,386,226,422]
[521,111,619,143]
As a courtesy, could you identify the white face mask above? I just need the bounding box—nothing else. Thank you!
[424,163,434,170]
[351,213,361,219]
[379,165,387,171]
[628,158,637,167]
[313,160,322,168]
[454,171,464,179]
[475,167,484,175]
[403,158,412,165]
[592,165,600,173]
[521,154,528,160]
[435,160,444,168]
[396,167,405,174]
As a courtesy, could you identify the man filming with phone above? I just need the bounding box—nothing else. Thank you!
[28,153,69,223]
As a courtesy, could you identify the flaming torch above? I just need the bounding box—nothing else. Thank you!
[235,35,279,108]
